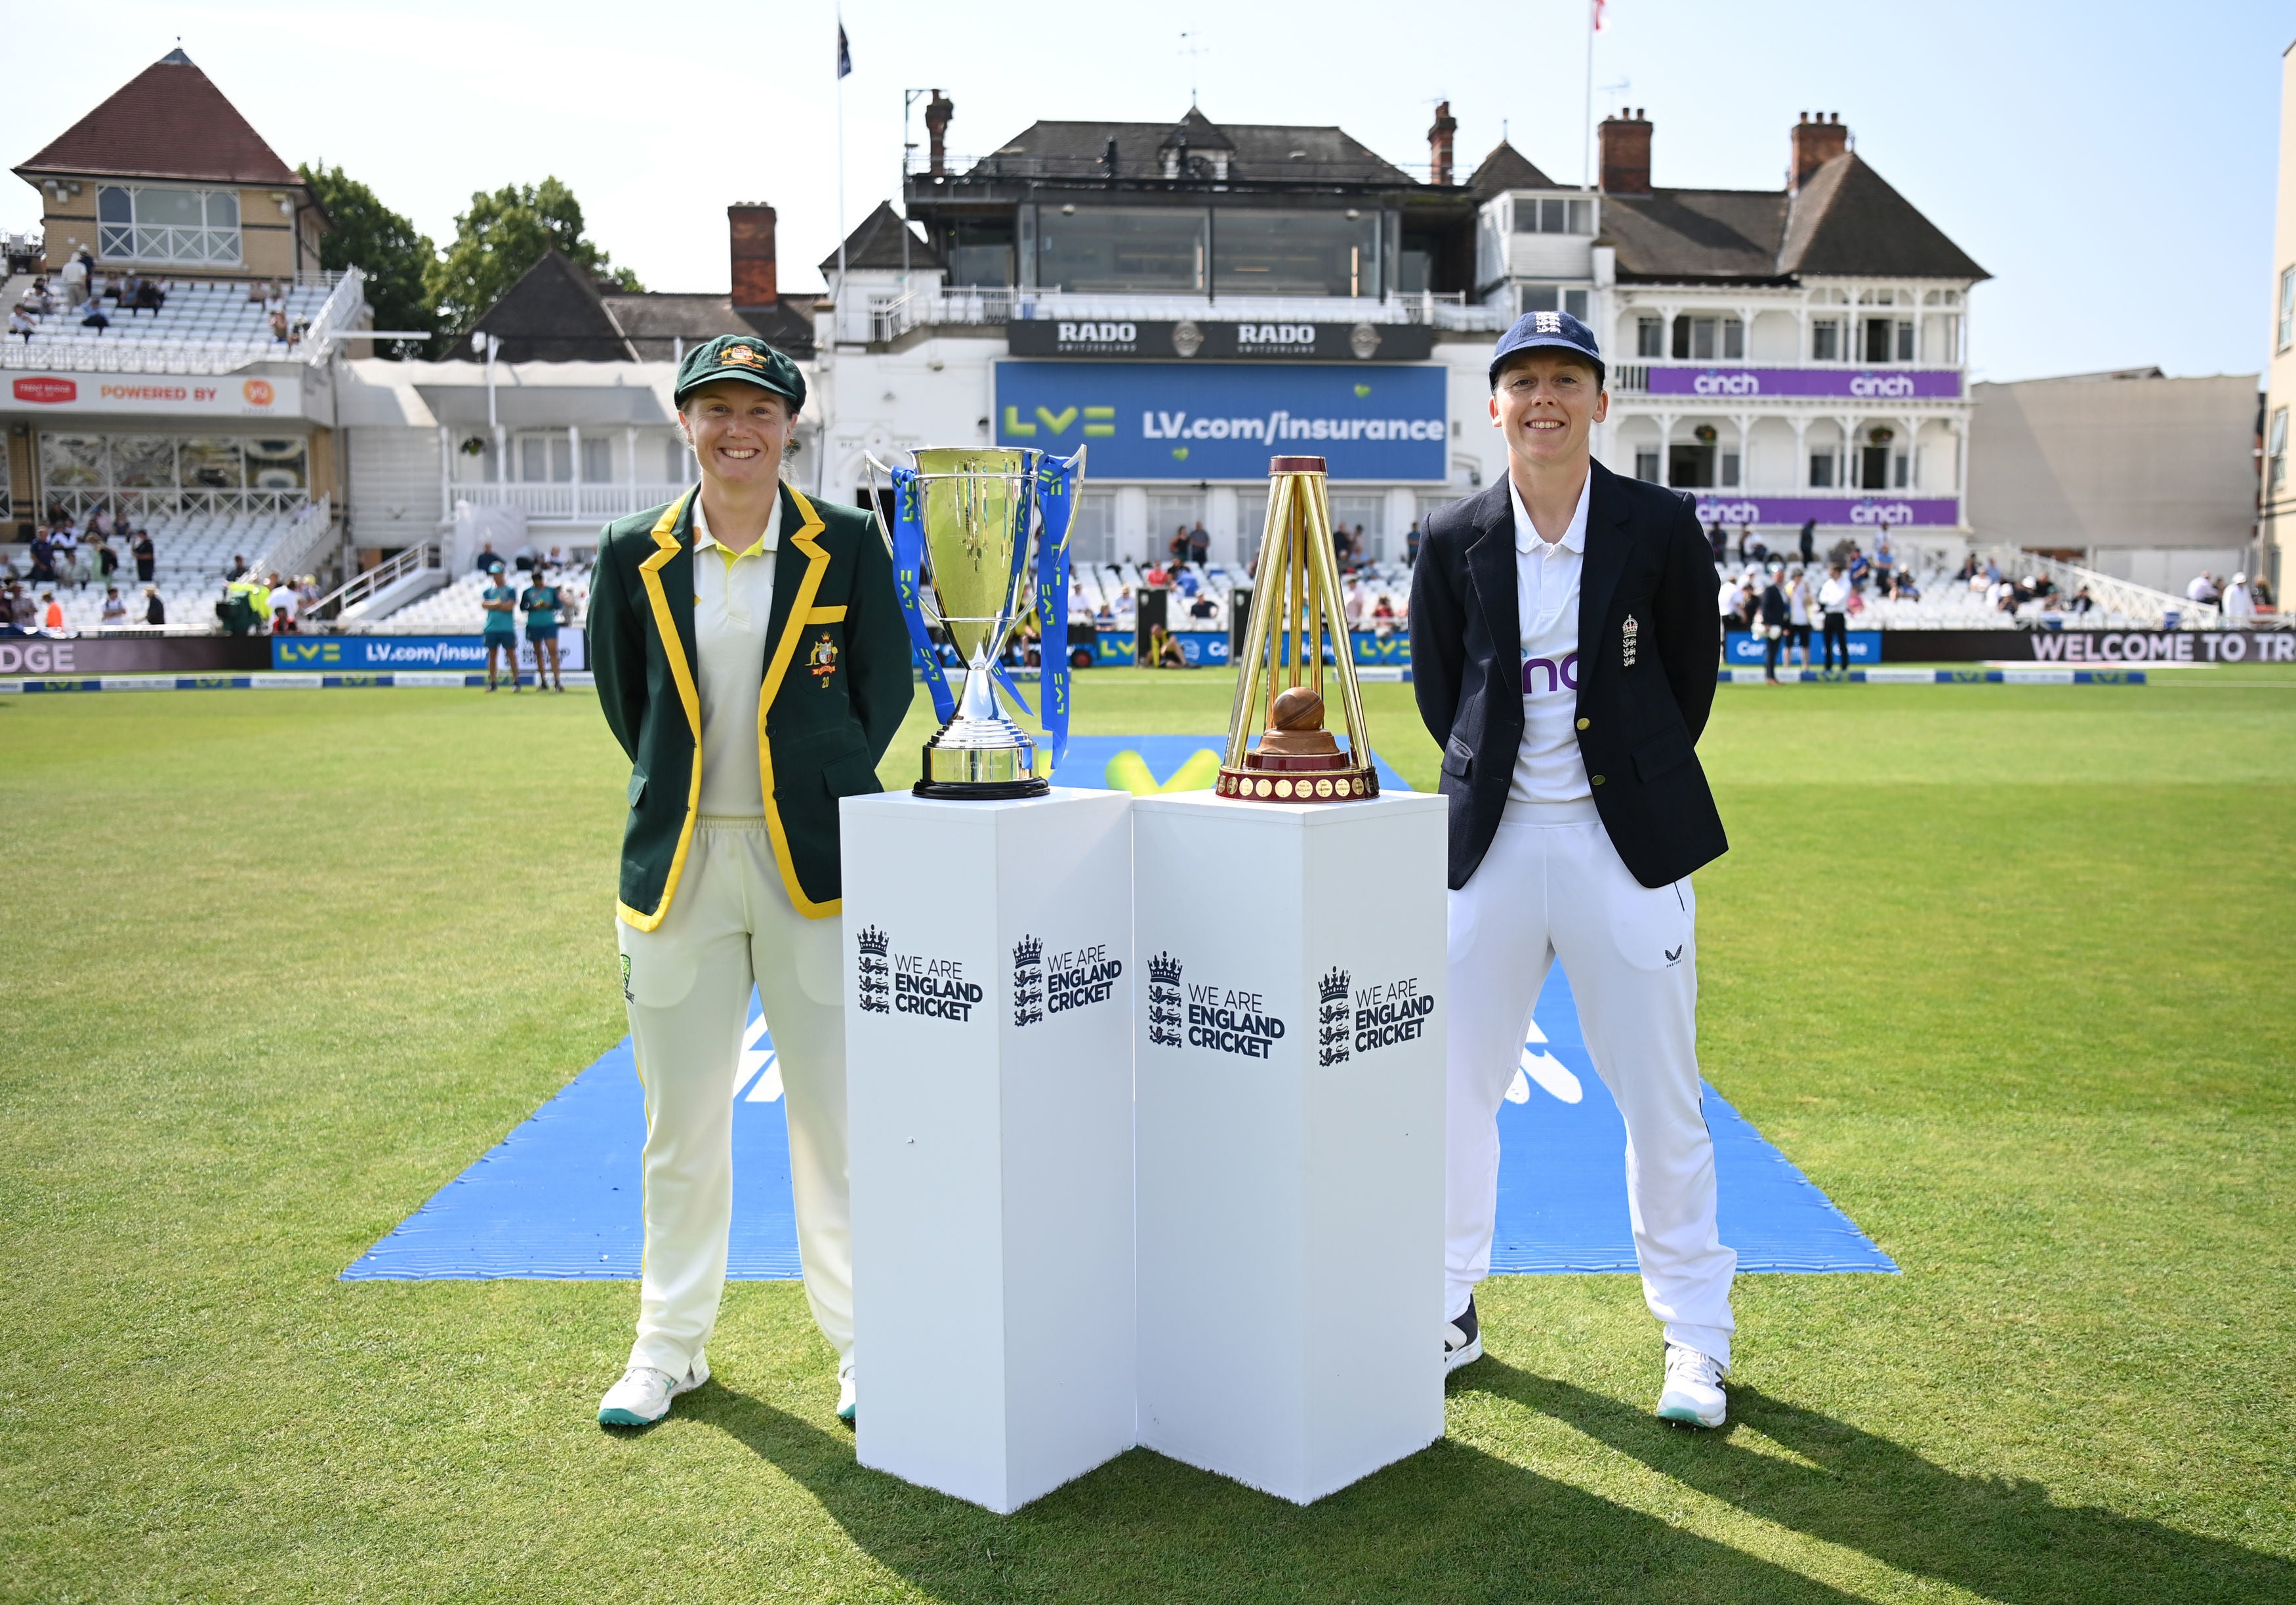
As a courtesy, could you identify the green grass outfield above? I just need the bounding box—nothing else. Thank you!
[4,670,2292,1603]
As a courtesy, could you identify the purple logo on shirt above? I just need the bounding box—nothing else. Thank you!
[1521,650,1579,695]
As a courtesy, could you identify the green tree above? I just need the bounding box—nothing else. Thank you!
[426,177,644,341]
[298,162,439,358]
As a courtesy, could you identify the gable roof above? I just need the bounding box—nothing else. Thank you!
[1600,153,1986,283]
[15,52,300,186]
[977,112,1414,185]
[1467,141,1563,197]
[820,201,941,274]
[456,247,815,362]
[1778,153,1987,280]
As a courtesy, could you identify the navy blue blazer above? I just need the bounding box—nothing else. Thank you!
[1408,460,1727,890]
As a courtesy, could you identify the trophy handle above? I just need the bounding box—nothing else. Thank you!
[864,451,949,631]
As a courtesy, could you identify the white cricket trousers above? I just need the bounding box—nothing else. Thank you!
[615,818,851,1379]
[1446,797,1737,1366]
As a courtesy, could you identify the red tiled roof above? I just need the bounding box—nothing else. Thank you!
[14,53,300,187]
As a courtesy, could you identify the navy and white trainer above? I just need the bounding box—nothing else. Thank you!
[1656,1342,1727,1428]
[836,1356,856,1425]
[598,1356,708,1427]
[1443,1296,1483,1373]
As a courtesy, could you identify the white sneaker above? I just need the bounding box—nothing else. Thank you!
[1443,1295,1483,1373]
[836,1356,857,1425]
[598,1356,708,1427]
[1656,1342,1727,1428]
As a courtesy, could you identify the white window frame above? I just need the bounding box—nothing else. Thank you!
[2279,268,2295,354]
[96,184,243,267]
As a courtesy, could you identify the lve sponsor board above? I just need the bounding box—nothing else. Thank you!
[993,361,1448,481]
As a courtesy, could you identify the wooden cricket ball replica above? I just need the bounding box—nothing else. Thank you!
[1216,456,1381,803]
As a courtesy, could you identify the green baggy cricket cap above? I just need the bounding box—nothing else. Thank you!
[673,334,806,411]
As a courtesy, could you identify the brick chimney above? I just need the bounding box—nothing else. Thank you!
[1790,111,1848,192]
[924,89,955,177]
[1428,100,1458,187]
[1598,108,1651,195]
[728,203,777,307]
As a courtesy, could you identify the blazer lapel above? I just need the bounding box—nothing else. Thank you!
[762,483,831,699]
[637,489,700,744]
[1463,478,1517,648]
[1577,460,1633,650]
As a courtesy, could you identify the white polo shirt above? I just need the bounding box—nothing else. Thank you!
[1507,472,1593,806]
[691,493,779,817]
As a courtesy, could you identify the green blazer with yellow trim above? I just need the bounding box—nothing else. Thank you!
[588,483,913,928]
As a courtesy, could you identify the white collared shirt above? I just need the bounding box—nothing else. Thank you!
[691,491,780,816]
[1507,471,1593,805]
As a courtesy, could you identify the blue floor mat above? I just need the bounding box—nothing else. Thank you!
[345,739,1894,1280]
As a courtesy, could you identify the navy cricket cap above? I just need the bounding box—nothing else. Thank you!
[1489,309,1605,390]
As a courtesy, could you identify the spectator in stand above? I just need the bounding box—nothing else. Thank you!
[2066,585,2096,616]
[1352,524,1370,572]
[225,552,247,581]
[100,586,126,626]
[81,299,110,334]
[2224,572,2256,620]
[1187,520,1210,567]
[481,562,522,692]
[42,591,63,632]
[1094,601,1116,630]
[94,535,119,584]
[1344,579,1366,631]
[1786,564,1813,669]
[60,251,88,308]
[474,541,503,575]
[296,574,320,617]
[53,524,82,589]
[1817,562,1851,669]
[1143,558,1170,589]
[131,528,154,583]
[127,276,165,315]
[1187,590,1217,623]
[1406,519,1423,566]
[1371,593,1398,636]
[1847,547,1870,592]
[1168,525,1191,566]
[7,305,32,343]
[2186,570,2221,605]
[1708,520,1725,562]
[514,540,539,573]
[1872,529,1895,586]
[2,583,27,632]
[142,585,165,626]
[29,528,55,584]
[520,568,566,692]
[1798,520,1816,564]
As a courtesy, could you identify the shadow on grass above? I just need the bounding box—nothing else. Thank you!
[694,1383,1860,1605]
[1464,1358,2293,1605]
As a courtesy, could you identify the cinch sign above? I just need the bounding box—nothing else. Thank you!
[994,361,1448,481]
[1646,367,1963,400]
[1693,495,1959,528]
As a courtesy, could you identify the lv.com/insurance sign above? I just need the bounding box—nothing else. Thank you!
[993,361,1447,481]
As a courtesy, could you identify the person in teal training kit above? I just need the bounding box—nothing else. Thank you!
[585,335,912,1429]
[480,562,520,692]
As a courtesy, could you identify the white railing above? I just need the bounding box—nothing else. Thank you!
[314,541,439,621]
[243,495,334,583]
[450,482,689,522]
[1,268,361,375]
[1967,543,2221,629]
[858,287,1501,344]
[297,269,372,360]
[33,487,312,520]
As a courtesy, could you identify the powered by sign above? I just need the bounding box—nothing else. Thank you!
[4,372,300,416]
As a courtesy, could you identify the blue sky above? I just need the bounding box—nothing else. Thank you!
[3,0,2286,382]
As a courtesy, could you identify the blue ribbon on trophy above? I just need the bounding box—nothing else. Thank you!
[1033,449,1082,770]
[885,465,957,724]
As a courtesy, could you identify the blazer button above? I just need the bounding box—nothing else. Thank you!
[1591,774,1605,785]
[1576,717,1590,730]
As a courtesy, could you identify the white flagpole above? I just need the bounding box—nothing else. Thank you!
[1582,3,1596,190]
[836,14,848,314]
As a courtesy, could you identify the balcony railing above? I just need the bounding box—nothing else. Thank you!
[907,152,1448,186]
[451,482,690,522]
[857,287,1503,344]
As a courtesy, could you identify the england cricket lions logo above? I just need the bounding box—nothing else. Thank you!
[1318,967,1351,1066]
[1147,952,1183,1048]
[855,925,891,1014]
[1012,934,1044,1029]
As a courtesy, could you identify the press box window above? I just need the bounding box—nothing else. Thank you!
[2280,269,2295,353]
[2270,406,2289,493]
[97,184,242,266]
[1635,316,1664,358]
[1811,319,1840,362]
[1633,449,1661,482]
[1519,284,1589,320]
[1512,198,1593,234]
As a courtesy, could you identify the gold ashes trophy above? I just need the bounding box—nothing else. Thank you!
[1216,456,1380,803]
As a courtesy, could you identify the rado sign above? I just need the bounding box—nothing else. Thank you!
[1008,318,1434,363]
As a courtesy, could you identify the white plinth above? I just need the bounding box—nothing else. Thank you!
[842,787,1136,1514]
[1134,791,1448,1504]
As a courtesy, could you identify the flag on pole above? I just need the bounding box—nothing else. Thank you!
[1592,0,1606,28]
[837,22,853,78]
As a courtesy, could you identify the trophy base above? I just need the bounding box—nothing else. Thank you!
[916,732,1048,799]
[1215,762,1379,803]
[912,777,1052,801]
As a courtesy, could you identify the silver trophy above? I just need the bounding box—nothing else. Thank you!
[867,446,1078,799]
